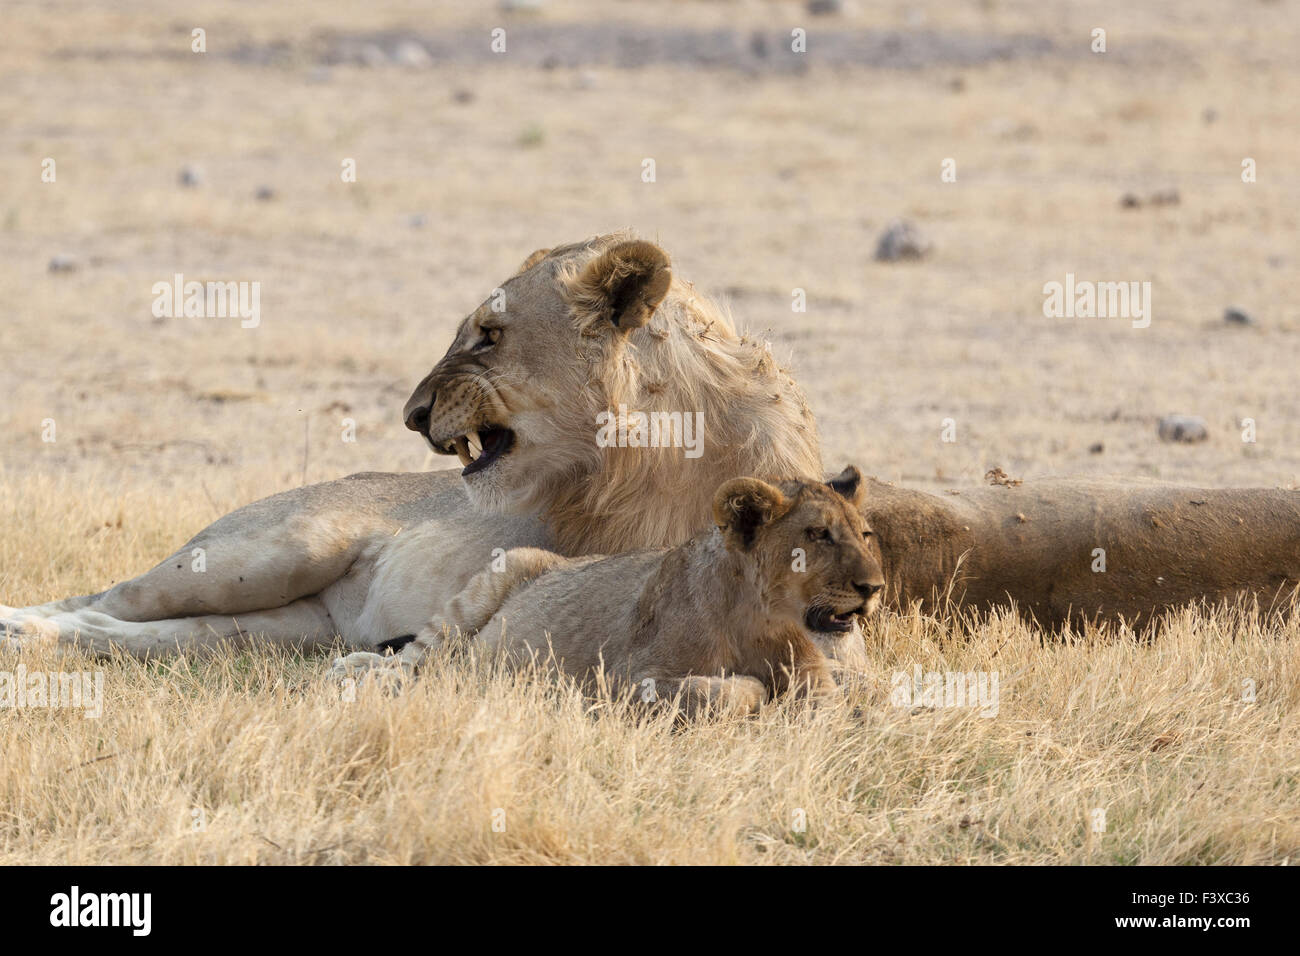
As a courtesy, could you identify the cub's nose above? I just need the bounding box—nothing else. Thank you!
[404,402,432,434]
[854,581,884,600]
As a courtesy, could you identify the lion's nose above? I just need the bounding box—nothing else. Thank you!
[404,401,432,434]
[854,581,884,600]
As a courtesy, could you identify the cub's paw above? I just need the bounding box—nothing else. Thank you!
[330,652,410,697]
[329,651,389,679]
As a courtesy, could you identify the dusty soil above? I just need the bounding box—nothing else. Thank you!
[1,0,1298,865]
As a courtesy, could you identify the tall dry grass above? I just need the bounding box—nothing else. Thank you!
[3,0,1299,865]
[2,474,1296,864]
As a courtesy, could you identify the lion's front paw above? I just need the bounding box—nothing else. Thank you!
[330,651,411,696]
[0,616,59,654]
[711,675,769,715]
[329,651,390,679]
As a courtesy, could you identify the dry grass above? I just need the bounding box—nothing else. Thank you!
[3,0,1299,863]
[2,474,1298,864]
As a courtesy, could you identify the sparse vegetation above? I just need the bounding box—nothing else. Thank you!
[3,0,1298,864]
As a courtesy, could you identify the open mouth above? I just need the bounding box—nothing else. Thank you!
[804,604,865,634]
[431,426,515,477]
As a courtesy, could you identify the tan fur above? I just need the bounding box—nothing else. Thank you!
[7,234,1298,660]
[335,469,886,718]
[858,476,1300,629]
[404,231,821,555]
[3,234,822,657]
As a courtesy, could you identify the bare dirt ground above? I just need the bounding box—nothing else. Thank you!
[1,0,1298,864]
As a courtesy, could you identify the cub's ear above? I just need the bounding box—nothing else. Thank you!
[827,465,863,505]
[517,248,551,274]
[713,477,790,550]
[567,240,672,332]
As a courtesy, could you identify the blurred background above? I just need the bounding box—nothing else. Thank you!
[2,0,1297,509]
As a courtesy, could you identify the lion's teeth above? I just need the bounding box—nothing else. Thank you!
[466,431,482,460]
[453,436,472,467]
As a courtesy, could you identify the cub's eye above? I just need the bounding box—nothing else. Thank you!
[476,327,501,349]
[806,527,832,543]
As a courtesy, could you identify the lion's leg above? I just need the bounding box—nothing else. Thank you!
[406,547,571,668]
[648,675,769,718]
[88,512,380,624]
[5,474,410,627]
[784,650,839,702]
[2,596,337,660]
[1,592,105,618]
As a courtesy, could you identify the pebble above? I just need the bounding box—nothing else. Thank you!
[874,220,931,262]
[1158,415,1208,443]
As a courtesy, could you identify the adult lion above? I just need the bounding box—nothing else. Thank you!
[1,234,821,656]
[334,467,885,717]
[859,475,1300,629]
[4,232,1298,654]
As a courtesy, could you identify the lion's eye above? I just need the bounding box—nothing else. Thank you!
[806,527,831,543]
[476,327,501,349]
[862,530,874,540]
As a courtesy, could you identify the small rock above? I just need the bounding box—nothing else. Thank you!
[807,0,844,14]
[452,88,475,104]
[254,186,276,202]
[406,213,427,229]
[1088,442,1105,454]
[1223,307,1255,326]
[1120,193,1141,209]
[1158,415,1208,443]
[393,40,431,68]
[500,0,545,11]
[1150,188,1180,206]
[874,220,931,262]
[1202,107,1217,124]
[48,254,78,273]
[178,165,204,188]
[949,76,966,93]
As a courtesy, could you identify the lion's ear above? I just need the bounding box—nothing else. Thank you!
[569,240,672,332]
[517,248,551,274]
[713,477,790,550]
[827,465,863,505]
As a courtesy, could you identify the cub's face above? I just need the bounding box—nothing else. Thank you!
[401,238,673,512]
[713,467,885,637]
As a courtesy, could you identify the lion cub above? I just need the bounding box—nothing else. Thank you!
[334,466,884,716]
